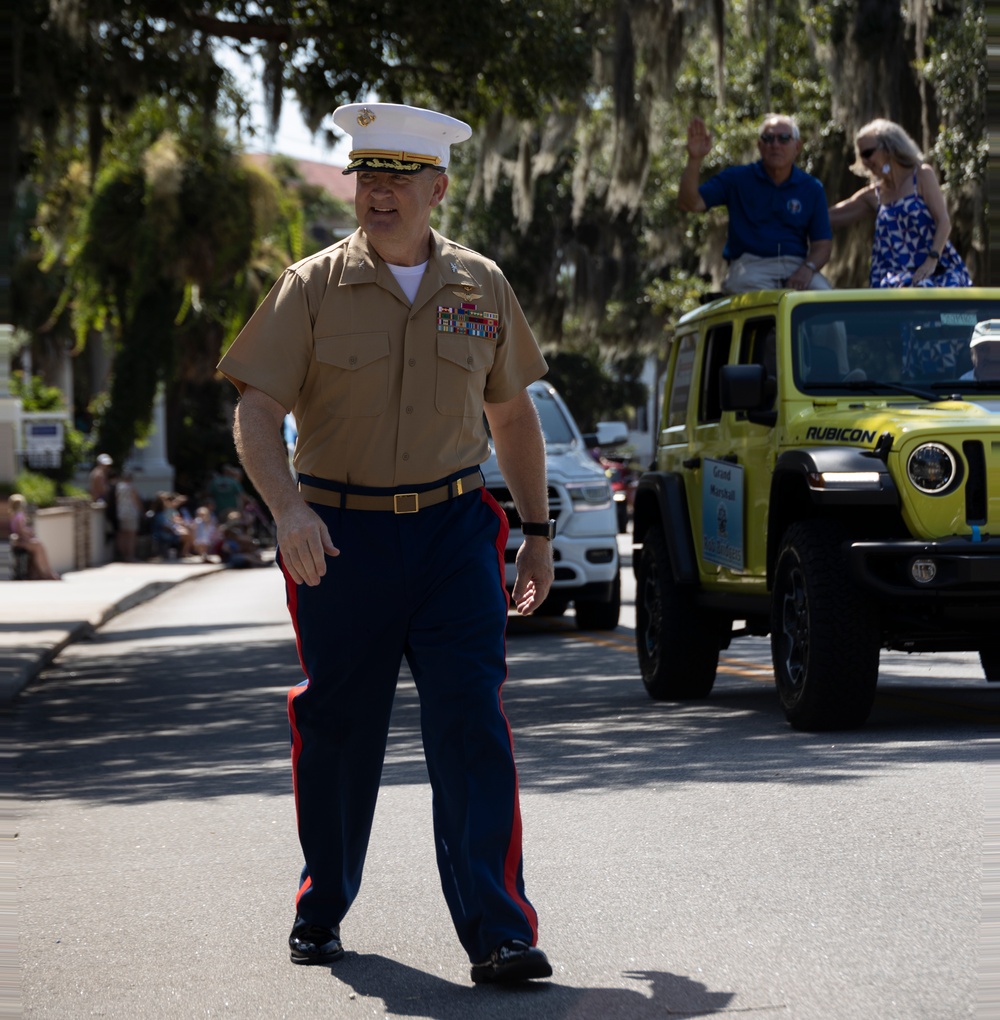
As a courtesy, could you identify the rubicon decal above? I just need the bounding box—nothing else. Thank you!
[805,426,877,444]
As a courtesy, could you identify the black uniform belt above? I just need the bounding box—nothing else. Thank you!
[298,468,483,514]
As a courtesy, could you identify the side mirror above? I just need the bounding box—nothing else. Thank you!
[719,364,776,427]
[720,364,767,411]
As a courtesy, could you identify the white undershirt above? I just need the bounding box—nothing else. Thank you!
[387,261,428,303]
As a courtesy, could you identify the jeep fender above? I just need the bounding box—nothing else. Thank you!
[767,447,899,584]
[633,471,699,583]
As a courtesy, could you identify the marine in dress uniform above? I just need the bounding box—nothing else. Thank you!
[218,103,555,984]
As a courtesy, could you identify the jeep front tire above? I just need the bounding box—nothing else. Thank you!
[771,521,879,730]
[636,527,721,699]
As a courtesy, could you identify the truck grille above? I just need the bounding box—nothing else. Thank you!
[486,486,562,529]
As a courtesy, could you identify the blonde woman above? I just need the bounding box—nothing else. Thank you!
[8,493,60,579]
[829,118,972,288]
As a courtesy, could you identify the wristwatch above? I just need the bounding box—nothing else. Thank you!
[521,519,556,540]
[804,260,819,273]
[928,249,941,260]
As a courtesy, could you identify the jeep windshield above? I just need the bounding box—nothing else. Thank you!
[791,298,1000,397]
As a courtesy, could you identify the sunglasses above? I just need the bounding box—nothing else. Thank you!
[858,145,879,159]
[760,132,794,144]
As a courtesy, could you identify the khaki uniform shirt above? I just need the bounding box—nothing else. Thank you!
[219,228,547,488]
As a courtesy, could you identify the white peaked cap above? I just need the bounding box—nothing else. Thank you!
[970,320,1000,347]
[333,103,472,175]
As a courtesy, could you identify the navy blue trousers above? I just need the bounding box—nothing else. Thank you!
[280,479,539,961]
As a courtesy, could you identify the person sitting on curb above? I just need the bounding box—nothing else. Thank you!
[8,493,61,580]
[678,113,833,293]
[150,492,194,560]
[217,510,265,568]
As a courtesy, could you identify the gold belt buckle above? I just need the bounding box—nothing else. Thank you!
[394,492,419,514]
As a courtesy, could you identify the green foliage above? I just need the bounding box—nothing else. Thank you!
[10,371,64,411]
[542,345,645,432]
[923,1,986,187]
[14,471,57,509]
[10,0,988,468]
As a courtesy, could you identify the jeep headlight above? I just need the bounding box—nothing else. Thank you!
[565,481,612,509]
[906,442,957,494]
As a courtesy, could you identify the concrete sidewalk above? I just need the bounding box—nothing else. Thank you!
[0,559,232,703]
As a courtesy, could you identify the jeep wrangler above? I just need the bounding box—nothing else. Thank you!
[632,288,1000,731]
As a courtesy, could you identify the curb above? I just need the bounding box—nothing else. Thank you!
[0,568,226,707]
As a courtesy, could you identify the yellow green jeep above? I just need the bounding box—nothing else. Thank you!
[632,288,1000,731]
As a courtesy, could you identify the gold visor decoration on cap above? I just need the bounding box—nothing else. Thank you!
[348,149,441,165]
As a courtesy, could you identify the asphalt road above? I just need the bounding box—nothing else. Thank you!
[10,551,999,1019]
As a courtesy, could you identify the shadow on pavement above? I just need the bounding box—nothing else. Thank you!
[9,603,999,808]
[328,953,740,1020]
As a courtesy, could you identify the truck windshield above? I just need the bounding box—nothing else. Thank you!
[529,387,577,445]
[791,299,1000,395]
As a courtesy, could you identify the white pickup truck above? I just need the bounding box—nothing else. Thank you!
[482,379,626,630]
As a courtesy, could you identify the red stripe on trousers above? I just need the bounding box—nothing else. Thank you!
[480,488,539,944]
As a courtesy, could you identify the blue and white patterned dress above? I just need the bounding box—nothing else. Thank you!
[870,173,972,288]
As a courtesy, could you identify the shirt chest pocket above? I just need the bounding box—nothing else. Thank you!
[315,333,390,418]
[435,334,496,417]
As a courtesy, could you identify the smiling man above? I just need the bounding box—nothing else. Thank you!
[218,103,554,984]
[678,113,833,293]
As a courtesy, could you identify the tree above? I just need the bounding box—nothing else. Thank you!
[10,0,988,471]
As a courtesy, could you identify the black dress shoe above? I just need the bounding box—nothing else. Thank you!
[471,939,552,984]
[288,917,344,965]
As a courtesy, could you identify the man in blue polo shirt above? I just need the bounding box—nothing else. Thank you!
[678,114,833,293]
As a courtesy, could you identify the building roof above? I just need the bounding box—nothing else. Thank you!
[243,152,355,205]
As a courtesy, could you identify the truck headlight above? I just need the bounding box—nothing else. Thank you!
[565,481,612,509]
[906,442,957,494]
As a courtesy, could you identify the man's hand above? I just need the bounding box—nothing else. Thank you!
[511,537,554,615]
[686,117,713,161]
[785,264,814,291]
[275,502,339,587]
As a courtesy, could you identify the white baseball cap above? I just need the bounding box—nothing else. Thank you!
[970,320,1000,347]
[333,103,472,175]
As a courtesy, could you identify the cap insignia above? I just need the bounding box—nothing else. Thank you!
[356,107,376,128]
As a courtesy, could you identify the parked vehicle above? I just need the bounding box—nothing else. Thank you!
[633,287,1000,730]
[601,456,639,533]
[482,380,627,630]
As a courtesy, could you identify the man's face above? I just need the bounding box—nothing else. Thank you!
[972,342,1000,380]
[757,120,802,175]
[354,168,448,262]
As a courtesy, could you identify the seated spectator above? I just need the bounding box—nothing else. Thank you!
[151,492,194,559]
[961,320,1000,381]
[677,113,833,293]
[8,493,61,580]
[192,505,219,562]
[219,509,264,568]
